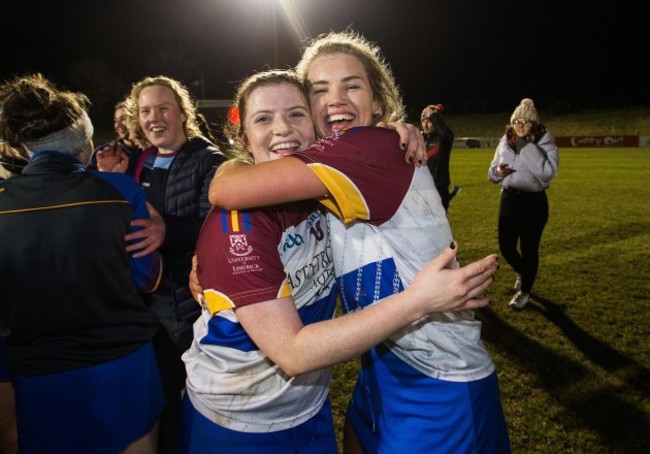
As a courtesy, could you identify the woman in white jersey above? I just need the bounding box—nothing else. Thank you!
[181,70,498,453]
[207,31,511,454]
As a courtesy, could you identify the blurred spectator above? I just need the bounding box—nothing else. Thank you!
[421,103,458,211]
[88,99,144,175]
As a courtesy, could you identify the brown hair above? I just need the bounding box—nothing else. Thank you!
[224,70,309,162]
[0,73,90,151]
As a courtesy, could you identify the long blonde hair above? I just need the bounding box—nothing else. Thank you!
[295,30,406,125]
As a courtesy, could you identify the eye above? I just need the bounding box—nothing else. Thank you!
[253,114,271,124]
[289,110,307,120]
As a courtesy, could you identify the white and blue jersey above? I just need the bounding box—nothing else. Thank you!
[293,127,495,381]
[183,200,337,433]
[293,127,510,453]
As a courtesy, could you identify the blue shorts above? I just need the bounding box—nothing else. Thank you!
[347,346,511,454]
[178,392,338,454]
[13,342,164,454]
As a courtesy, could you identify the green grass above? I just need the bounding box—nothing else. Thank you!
[330,146,650,453]
[441,105,650,137]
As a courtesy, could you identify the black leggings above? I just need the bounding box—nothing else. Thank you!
[498,188,549,294]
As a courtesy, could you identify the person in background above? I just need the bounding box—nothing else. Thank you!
[126,75,227,453]
[94,97,154,174]
[0,142,23,454]
[183,69,498,454]
[88,99,144,175]
[205,30,511,454]
[0,142,28,181]
[488,98,559,309]
[0,73,163,454]
[421,103,458,211]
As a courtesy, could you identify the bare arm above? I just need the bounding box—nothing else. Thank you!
[220,244,498,376]
[209,157,328,209]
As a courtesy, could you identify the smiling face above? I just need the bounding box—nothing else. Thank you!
[242,82,315,164]
[137,84,187,154]
[511,119,534,138]
[306,52,380,138]
[113,106,130,142]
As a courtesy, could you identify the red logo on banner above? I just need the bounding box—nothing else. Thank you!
[555,136,639,147]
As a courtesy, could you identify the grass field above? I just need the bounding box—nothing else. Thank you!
[330,146,650,453]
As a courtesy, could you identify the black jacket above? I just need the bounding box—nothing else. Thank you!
[140,136,226,325]
[0,152,160,375]
[424,113,455,190]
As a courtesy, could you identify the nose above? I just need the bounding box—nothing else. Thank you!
[326,86,347,107]
[273,116,292,136]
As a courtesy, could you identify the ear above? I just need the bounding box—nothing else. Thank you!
[372,100,382,116]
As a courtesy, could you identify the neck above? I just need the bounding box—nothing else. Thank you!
[158,135,188,155]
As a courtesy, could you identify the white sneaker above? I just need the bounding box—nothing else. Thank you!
[513,274,521,291]
[509,291,529,309]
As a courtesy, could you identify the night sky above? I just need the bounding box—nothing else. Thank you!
[1,0,647,122]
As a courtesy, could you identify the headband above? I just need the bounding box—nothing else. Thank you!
[23,110,94,157]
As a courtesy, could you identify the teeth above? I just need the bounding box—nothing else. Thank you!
[271,142,299,152]
[151,127,164,132]
[327,114,353,123]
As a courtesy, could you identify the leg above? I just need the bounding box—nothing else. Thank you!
[437,185,450,212]
[0,382,18,454]
[152,327,189,454]
[497,191,523,274]
[150,292,196,454]
[518,192,549,294]
[122,420,159,454]
[343,419,364,454]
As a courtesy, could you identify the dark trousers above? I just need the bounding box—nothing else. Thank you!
[498,188,549,294]
[437,185,450,212]
[150,292,196,454]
